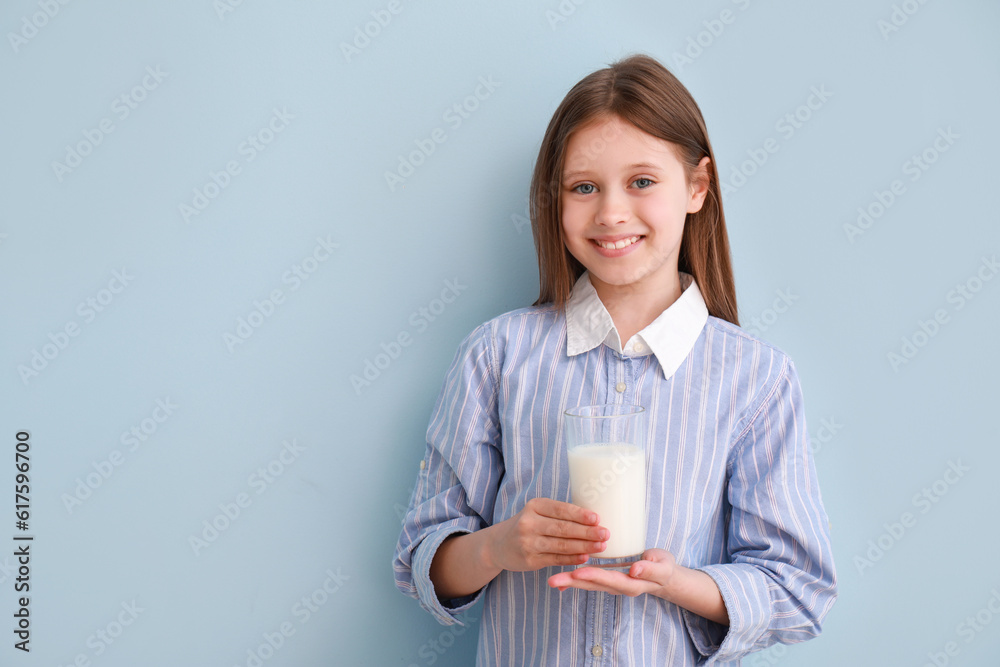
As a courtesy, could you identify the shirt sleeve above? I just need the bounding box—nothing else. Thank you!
[392,321,504,626]
[682,356,838,663]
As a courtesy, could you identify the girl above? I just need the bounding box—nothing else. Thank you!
[394,53,837,665]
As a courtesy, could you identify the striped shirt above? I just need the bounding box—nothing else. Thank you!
[394,272,837,665]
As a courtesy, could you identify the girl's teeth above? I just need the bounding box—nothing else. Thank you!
[597,236,639,250]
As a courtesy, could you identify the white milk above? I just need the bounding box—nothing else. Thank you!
[567,443,646,558]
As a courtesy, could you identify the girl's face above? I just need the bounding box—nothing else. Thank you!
[560,115,709,297]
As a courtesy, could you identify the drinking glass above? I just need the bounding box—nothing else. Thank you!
[564,404,647,566]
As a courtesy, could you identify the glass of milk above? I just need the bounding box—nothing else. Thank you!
[564,404,647,565]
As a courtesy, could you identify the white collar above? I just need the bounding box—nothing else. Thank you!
[565,271,709,380]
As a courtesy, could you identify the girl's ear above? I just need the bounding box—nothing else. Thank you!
[687,157,711,214]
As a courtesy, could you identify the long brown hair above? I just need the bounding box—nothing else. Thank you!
[529,53,739,326]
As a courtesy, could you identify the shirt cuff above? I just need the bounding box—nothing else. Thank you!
[412,526,487,626]
[682,563,771,662]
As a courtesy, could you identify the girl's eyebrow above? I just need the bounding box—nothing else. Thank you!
[562,162,663,179]
[624,162,662,171]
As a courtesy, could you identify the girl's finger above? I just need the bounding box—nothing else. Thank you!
[629,549,674,580]
[640,548,671,563]
[538,553,591,568]
[532,497,600,525]
[536,536,606,556]
[540,516,609,543]
[549,569,646,596]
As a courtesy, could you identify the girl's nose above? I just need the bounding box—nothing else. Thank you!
[595,190,630,226]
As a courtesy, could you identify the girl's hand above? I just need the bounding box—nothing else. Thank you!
[486,498,609,572]
[546,548,677,598]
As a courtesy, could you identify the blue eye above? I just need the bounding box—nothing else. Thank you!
[573,183,596,194]
[633,178,654,189]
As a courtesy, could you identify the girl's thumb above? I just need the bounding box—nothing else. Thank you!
[641,548,670,563]
[631,549,668,579]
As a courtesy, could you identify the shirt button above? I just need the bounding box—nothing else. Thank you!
[634,342,646,353]
[615,382,626,393]
[591,645,603,657]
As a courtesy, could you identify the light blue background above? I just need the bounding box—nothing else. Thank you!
[1,1,998,665]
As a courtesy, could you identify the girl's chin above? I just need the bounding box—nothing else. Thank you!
[587,270,648,289]
[586,265,678,292]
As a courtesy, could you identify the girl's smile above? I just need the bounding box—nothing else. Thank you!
[591,234,644,255]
